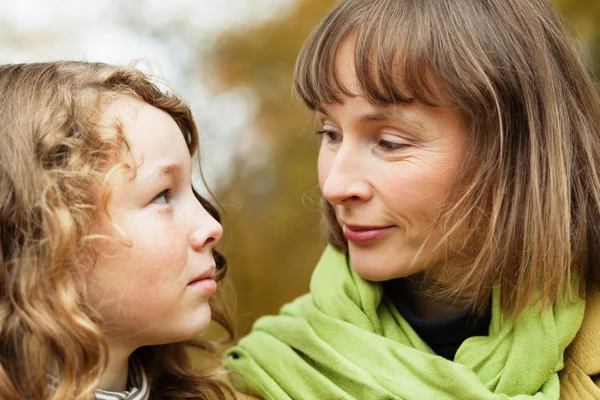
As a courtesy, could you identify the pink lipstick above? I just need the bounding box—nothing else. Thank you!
[342,224,394,243]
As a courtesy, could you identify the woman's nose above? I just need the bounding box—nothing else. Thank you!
[320,144,371,205]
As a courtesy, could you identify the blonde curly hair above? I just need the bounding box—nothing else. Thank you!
[0,61,235,399]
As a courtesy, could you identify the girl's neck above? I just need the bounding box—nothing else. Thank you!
[387,274,473,320]
[98,342,133,392]
[47,342,132,392]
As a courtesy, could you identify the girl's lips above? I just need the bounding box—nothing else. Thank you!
[188,278,217,295]
[342,224,395,243]
[188,265,217,294]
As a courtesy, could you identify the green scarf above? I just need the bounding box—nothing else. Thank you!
[224,246,584,399]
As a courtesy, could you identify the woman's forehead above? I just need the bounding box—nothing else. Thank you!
[310,33,452,111]
[331,34,361,95]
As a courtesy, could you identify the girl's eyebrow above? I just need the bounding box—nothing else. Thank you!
[139,162,183,182]
[156,163,182,176]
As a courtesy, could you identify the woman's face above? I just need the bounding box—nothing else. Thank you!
[317,39,469,281]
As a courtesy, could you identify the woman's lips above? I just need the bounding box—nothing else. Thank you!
[342,224,395,243]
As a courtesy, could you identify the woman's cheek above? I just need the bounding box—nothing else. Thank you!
[317,148,333,190]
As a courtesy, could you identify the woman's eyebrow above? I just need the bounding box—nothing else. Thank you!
[357,110,426,130]
[316,106,426,131]
[316,106,328,115]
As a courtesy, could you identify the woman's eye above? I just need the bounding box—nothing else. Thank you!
[152,189,171,204]
[316,130,341,143]
[378,139,409,152]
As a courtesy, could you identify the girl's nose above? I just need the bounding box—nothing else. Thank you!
[189,209,223,252]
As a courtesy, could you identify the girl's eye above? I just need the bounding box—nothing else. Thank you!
[316,130,342,143]
[152,189,171,204]
[378,139,409,152]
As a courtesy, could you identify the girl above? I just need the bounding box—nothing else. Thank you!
[0,61,235,399]
[224,0,600,398]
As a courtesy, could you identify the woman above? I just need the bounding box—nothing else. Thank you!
[224,0,600,398]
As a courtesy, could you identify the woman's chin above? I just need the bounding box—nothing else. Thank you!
[349,248,425,282]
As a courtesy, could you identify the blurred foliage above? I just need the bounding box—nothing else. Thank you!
[203,0,600,336]
[554,0,600,78]
[206,0,335,335]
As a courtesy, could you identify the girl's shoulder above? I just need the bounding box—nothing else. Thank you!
[560,290,600,399]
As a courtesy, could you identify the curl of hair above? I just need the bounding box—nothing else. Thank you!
[0,61,235,399]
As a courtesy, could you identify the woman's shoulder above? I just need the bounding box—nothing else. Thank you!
[213,368,262,399]
[228,380,262,399]
[235,392,261,399]
[560,291,600,399]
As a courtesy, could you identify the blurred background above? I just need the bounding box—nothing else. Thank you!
[2,0,598,336]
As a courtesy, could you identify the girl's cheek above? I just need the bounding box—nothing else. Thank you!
[133,234,187,276]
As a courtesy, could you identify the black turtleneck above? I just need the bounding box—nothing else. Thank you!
[384,280,492,361]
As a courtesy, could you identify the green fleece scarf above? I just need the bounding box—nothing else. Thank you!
[224,246,584,399]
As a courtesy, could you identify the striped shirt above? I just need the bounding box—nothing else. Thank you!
[47,363,150,400]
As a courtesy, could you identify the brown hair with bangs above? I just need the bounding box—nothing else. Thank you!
[294,0,600,316]
[0,62,234,399]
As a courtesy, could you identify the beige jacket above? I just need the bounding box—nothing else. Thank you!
[560,291,600,399]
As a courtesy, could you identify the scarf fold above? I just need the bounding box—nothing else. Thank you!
[224,246,585,400]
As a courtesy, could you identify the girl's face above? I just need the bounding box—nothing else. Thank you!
[317,39,468,281]
[88,98,222,350]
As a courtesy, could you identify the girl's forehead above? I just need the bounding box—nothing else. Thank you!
[102,96,144,124]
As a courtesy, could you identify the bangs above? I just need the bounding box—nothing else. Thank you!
[294,0,450,109]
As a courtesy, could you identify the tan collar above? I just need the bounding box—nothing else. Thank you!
[566,291,600,377]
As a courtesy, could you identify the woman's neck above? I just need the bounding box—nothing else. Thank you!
[387,274,473,320]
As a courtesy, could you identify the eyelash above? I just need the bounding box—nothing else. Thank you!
[152,189,171,204]
[377,139,409,152]
[316,130,409,152]
[316,130,340,143]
